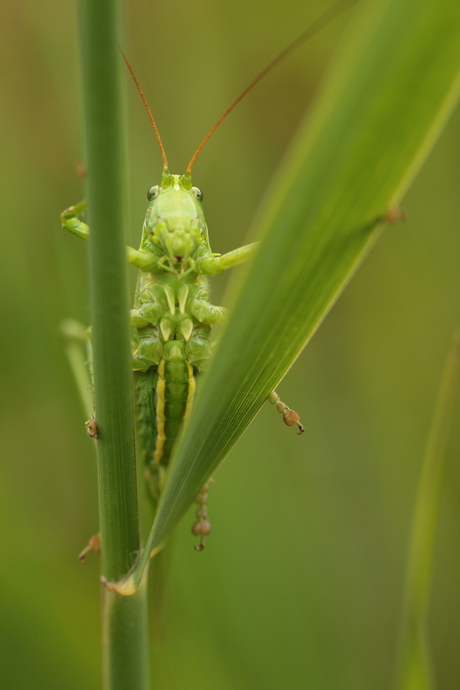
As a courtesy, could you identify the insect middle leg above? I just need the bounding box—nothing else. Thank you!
[268,390,304,435]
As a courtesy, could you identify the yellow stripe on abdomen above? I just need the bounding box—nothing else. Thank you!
[153,357,196,466]
[184,363,196,421]
[153,359,166,463]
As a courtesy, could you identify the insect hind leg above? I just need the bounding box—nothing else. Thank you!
[192,481,213,551]
[268,390,304,435]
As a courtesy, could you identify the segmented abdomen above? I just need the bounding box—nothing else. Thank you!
[132,273,215,508]
[153,340,196,465]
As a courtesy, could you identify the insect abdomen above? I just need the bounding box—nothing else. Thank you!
[154,340,196,466]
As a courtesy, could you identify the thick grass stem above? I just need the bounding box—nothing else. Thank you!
[79,0,149,686]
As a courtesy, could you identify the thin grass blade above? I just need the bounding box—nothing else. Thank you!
[397,334,460,690]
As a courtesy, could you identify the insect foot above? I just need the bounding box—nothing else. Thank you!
[192,482,212,551]
[85,414,98,438]
[384,205,405,225]
[78,533,101,564]
[268,390,305,435]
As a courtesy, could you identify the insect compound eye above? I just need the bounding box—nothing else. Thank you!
[147,185,160,200]
[192,187,204,203]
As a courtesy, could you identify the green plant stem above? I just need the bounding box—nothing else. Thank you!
[79,0,149,687]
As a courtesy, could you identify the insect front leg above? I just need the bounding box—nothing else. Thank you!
[196,242,258,275]
[61,200,90,239]
[61,201,159,271]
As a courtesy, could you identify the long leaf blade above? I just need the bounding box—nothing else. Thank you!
[121,0,460,591]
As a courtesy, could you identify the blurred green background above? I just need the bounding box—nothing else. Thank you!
[1,0,459,688]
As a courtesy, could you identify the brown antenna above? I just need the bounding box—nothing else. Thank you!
[186,0,357,174]
[121,50,169,171]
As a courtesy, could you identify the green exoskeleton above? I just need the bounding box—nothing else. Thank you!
[62,167,303,549]
[60,3,364,548]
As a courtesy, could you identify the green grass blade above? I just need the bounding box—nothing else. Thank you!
[122,0,460,591]
[397,334,460,690]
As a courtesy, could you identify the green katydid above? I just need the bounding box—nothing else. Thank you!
[62,0,356,551]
